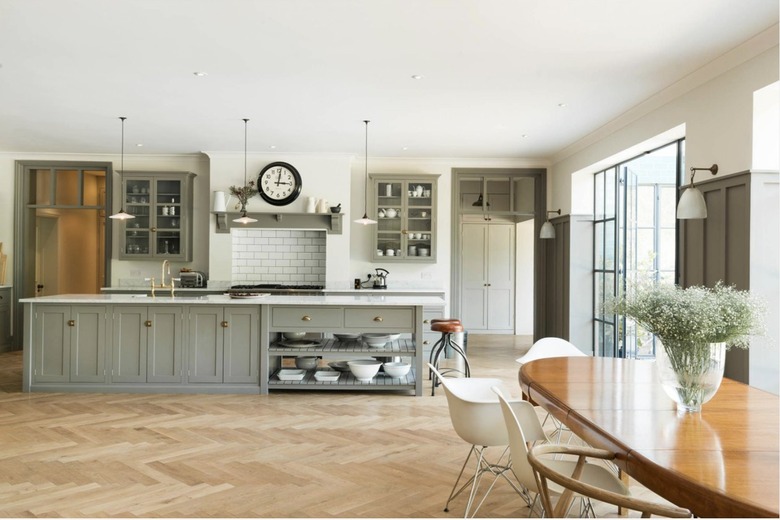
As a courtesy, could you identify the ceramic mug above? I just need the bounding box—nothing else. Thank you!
[420,211,427,218]
[386,249,395,256]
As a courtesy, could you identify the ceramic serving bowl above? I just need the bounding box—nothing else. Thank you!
[348,359,382,382]
[362,333,391,348]
[383,362,411,378]
[333,333,361,341]
[295,356,318,370]
[283,332,306,340]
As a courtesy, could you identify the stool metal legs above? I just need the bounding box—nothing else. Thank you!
[428,332,471,396]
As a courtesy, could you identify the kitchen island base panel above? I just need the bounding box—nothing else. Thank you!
[25,383,264,395]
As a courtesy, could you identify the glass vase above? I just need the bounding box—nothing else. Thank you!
[656,341,726,413]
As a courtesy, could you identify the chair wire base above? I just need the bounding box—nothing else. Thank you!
[443,445,526,518]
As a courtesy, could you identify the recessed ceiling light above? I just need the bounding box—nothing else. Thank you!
[136,143,144,147]
[269,145,277,150]
[411,74,423,80]
[558,102,567,108]
[193,71,208,77]
[521,134,528,138]
[402,147,409,151]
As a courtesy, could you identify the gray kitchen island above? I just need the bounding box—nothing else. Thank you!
[21,293,445,396]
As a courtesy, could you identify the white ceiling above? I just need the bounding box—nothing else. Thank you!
[0,0,777,159]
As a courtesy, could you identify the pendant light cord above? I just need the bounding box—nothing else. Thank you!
[243,118,249,186]
[364,119,369,213]
[119,116,126,189]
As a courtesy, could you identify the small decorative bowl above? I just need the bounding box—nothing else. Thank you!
[383,362,411,378]
[295,356,318,370]
[283,332,306,340]
[348,359,382,382]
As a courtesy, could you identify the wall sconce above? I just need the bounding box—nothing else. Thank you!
[540,209,561,239]
[677,164,718,219]
[213,191,227,213]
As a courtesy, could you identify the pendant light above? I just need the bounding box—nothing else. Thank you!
[677,164,718,219]
[233,118,258,224]
[109,116,135,220]
[355,119,378,225]
[539,209,560,239]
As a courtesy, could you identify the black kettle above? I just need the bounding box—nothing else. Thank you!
[372,268,389,289]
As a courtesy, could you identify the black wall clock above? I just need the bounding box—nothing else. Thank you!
[257,162,302,206]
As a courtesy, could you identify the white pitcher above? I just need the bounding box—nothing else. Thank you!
[317,198,329,213]
[305,196,316,213]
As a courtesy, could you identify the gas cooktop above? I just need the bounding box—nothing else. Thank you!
[229,283,325,294]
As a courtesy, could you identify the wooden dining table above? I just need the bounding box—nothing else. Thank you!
[519,356,779,518]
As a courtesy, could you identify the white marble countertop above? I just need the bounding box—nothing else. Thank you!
[20,293,446,307]
[323,288,445,295]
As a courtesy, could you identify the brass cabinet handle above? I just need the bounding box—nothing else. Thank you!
[144,320,152,327]
[373,316,383,322]
[423,340,429,345]
[221,321,229,328]
[150,227,157,232]
[423,319,430,324]
[301,315,312,321]
[67,320,75,327]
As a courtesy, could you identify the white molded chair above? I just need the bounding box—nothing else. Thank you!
[427,363,524,517]
[516,337,586,443]
[492,386,630,517]
[515,337,587,365]
[528,444,691,518]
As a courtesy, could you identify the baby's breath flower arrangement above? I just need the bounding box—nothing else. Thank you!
[229,181,258,212]
[610,281,764,411]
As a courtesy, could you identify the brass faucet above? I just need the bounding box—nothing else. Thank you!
[159,260,175,297]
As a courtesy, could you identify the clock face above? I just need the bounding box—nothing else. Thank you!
[258,162,302,206]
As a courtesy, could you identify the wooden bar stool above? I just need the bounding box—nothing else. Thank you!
[428,318,471,395]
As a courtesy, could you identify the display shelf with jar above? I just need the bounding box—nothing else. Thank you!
[370,174,438,262]
[119,171,195,261]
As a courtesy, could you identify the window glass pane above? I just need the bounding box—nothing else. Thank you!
[595,320,604,356]
[659,186,676,227]
[55,169,80,206]
[636,229,655,271]
[594,222,604,269]
[604,322,615,357]
[34,168,53,205]
[594,171,604,219]
[485,178,510,211]
[460,178,483,213]
[604,167,616,217]
[511,177,535,214]
[82,170,106,207]
[659,229,676,271]
[604,219,615,270]
[594,272,604,320]
[604,272,615,323]
[637,186,655,227]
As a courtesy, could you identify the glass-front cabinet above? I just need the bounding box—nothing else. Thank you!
[119,171,196,261]
[458,175,536,219]
[370,174,438,262]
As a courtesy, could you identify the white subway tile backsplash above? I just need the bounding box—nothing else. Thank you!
[231,229,326,284]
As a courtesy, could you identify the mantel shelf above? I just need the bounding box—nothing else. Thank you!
[214,212,343,234]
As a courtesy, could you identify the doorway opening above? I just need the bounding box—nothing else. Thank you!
[12,161,113,348]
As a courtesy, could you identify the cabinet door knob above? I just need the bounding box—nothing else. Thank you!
[150,227,157,232]
[67,320,75,327]
[301,315,312,321]
[221,321,229,328]
[144,320,152,327]
[373,316,383,322]
[423,319,430,324]
[423,340,429,345]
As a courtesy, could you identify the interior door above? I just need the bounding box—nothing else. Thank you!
[487,224,515,330]
[35,216,60,296]
[460,223,487,329]
[460,222,516,332]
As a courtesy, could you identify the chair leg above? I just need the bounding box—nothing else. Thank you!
[444,445,477,512]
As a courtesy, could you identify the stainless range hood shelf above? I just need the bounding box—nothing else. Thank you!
[213,212,343,234]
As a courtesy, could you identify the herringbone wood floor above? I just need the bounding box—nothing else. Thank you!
[0,335,537,518]
[0,335,662,518]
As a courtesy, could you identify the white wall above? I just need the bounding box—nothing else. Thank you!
[547,32,779,392]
